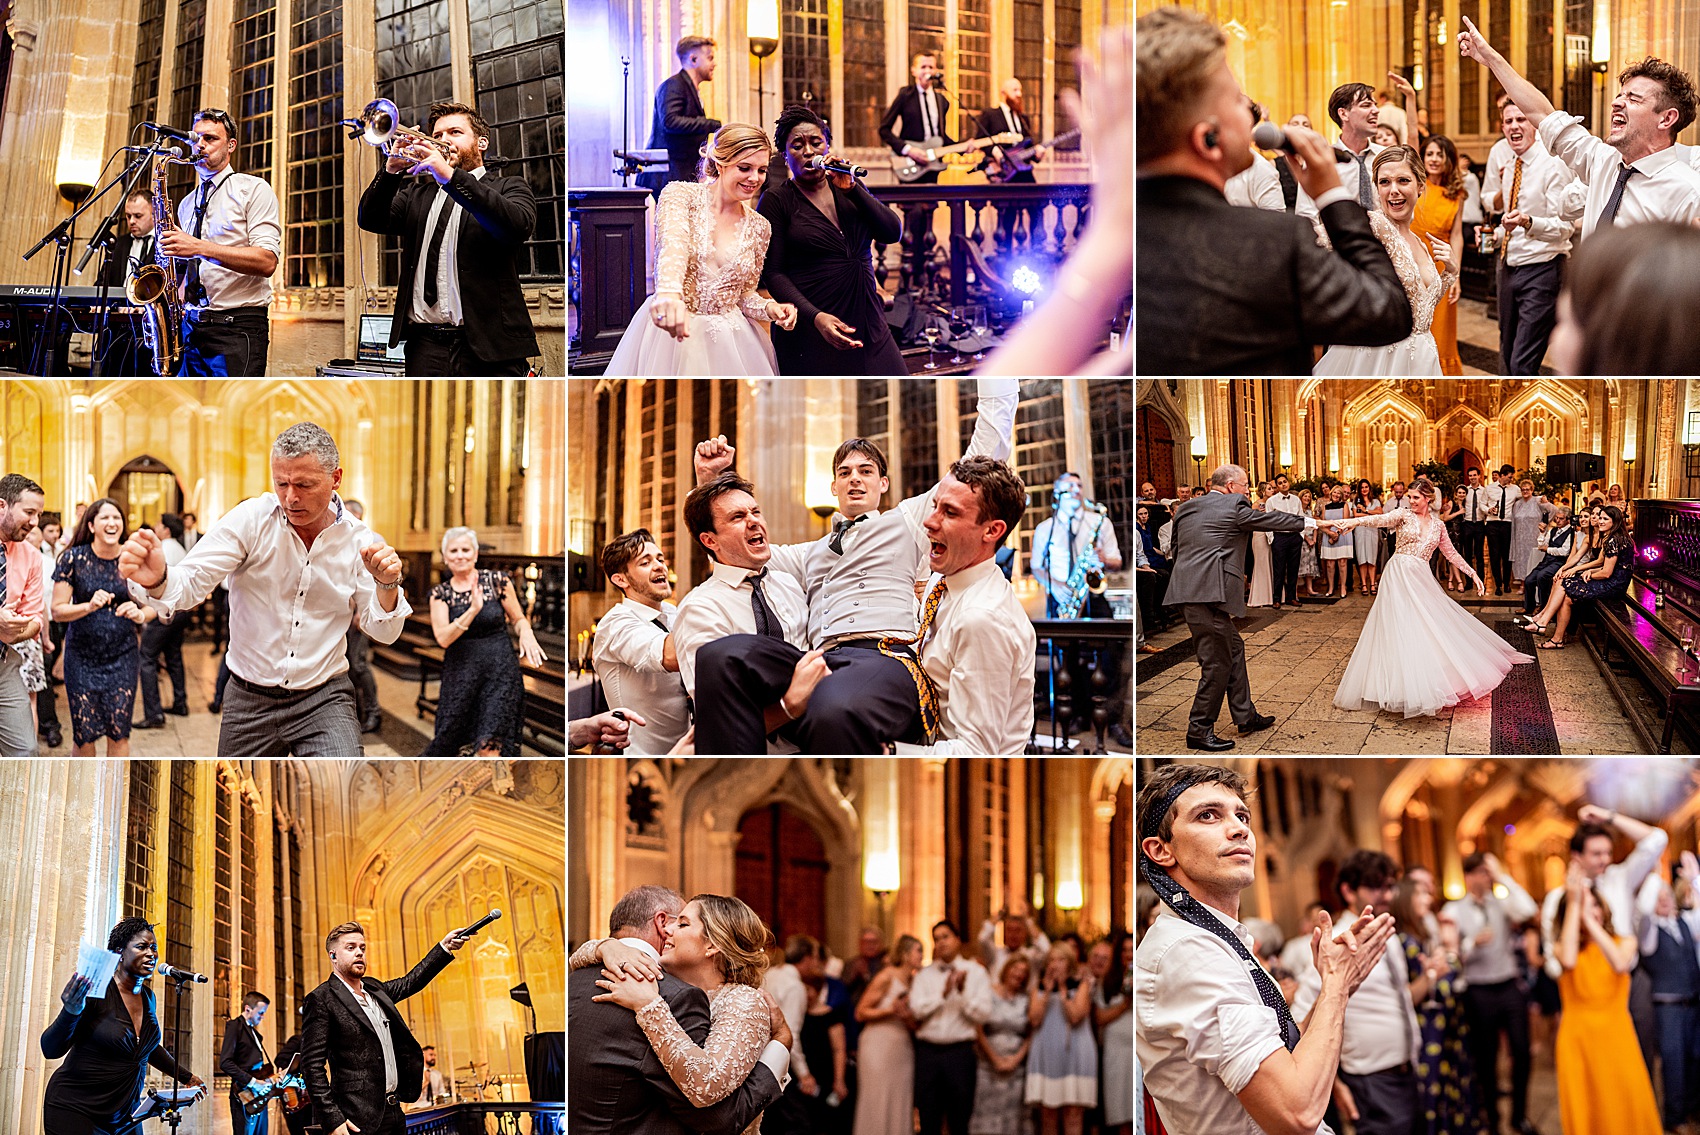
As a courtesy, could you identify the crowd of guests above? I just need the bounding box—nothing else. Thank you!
[1137,4,1700,376]
[1138,795,1700,1135]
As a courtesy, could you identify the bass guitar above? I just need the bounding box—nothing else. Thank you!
[987,129,1079,182]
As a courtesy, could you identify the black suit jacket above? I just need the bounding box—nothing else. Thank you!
[301,945,454,1133]
[568,965,781,1135]
[98,233,154,289]
[1136,174,1412,374]
[220,1017,270,1092]
[643,70,720,188]
[357,167,541,363]
[878,84,955,154]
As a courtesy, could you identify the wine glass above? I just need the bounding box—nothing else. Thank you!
[922,324,941,369]
[948,307,970,365]
[971,305,991,361]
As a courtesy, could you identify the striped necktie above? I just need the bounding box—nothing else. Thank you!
[876,578,949,742]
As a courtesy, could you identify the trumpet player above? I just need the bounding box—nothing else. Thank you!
[355,100,540,376]
[1031,472,1122,619]
[164,108,283,376]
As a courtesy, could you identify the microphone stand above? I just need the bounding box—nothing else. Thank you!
[160,966,195,1134]
[82,155,153,377]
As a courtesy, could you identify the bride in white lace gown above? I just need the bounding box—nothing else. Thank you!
[1326,475,1534,717]
[1314,145,1453,376]
[606,125,799,376]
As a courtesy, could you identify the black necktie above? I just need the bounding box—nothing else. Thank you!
[653,610,669,632]
[748,568,785,639]
[1601,163,1637,227]
[183,178,214,307]
[423,197,455,307]
[829,513,867,555]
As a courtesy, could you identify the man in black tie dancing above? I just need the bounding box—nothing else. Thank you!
[221,992,277,1135]
[302,921,471,1135]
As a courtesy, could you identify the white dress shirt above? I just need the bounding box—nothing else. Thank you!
[410,165,489,326]
[1541,823,1667,979]
[763,962,812,1079]
[671,559,809,696]
[908,956,994,1044]
[1139,902,1334,1135]
[893,558,1036,755]
[1031,513,1123,608]
[1295,141,1386,218]
[1278,934,1317,984]
[1442,876,1539,987]
[1264,491,1306,518]
[127,493,411,690]
[1484,480,1512,523]
[1635,876,1700,961]
[1536,113,1700,237]
[1461,169,1484,223]
[1225,152,1285,211]
[1291,912,1420,1075]
[591,597,689,754]
[337,971,399,1094]
[175,167,282,310]
[161,537,187,567]
[1481,138,1586,266]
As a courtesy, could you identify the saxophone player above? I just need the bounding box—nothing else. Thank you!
[1031,472,1122,619]
[157,108,282,376]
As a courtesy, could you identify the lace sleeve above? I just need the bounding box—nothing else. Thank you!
[1330,508,1406,533]
[654,182,693,297]
[738,213,775,323]
[568,940,604,971]
[635,984,770,1107]
[1435,519,1474,577]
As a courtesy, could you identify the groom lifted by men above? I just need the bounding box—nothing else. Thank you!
[1163,463,1329,752]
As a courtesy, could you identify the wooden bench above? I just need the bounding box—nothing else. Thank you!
[1587,574,1700,752]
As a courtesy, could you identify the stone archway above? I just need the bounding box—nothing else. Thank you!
[1341,386,1428,483]
[1136,381,1192,492]
[735,803,830,944]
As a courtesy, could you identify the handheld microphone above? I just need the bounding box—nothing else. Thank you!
[807,155,869,178]
[156,961,210,983]
[1252,121,1355,163]
[458,909,503,937]
[142,121,197,143]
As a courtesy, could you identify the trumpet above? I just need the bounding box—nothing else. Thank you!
[341,98,457,163]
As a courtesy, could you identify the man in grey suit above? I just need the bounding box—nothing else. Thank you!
[569,885,787,1134]
[1164,463,1327,751]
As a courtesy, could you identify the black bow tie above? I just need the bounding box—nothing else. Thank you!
[830,513,868,555]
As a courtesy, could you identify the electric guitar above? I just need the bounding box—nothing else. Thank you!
[891,132,1022,182]
[987,129,1080,182]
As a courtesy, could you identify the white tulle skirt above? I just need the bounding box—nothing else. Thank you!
[1334,552,1534,718]
[1313,330,1443,376]
[603,298,779,376]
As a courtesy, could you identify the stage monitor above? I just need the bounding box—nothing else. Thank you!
[357,315,406,364]
[1547,452,1604,485]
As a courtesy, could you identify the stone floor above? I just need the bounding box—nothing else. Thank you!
[1136,585,1646,756]
[34,639,430,756]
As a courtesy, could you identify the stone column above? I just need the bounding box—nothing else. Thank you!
[897,757,947,942]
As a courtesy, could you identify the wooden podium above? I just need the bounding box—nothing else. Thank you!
[568,187,650,372]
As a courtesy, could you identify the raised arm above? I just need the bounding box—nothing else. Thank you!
[1458,16,1555,129]
[635,986,770,1107]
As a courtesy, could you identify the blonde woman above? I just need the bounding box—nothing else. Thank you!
[576,895,780,1134]
[606,124,800,375]
[423,526,546,759]
[855,934,924,1135]
[1025,943,1097,1135]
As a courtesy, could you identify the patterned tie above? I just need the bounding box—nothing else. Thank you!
[0,544,11,658]
[829,513,867,556]
[1354,148,1375,210]
[748,568,785,639]
[877,578,949,742]
[1500,156,1523,261]
[1600,163,1637,228]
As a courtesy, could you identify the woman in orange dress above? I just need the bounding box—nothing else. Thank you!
[1413,134,1467,375]
[1553,863,1663,1135]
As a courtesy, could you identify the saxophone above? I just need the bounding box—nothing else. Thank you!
[1057,501,1109,619]
[126,155,193,375]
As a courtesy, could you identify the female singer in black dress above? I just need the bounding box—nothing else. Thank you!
[41,917,204,1134]
[758,104,909,374]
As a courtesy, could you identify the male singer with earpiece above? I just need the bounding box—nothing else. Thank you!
[301,921,473,1135]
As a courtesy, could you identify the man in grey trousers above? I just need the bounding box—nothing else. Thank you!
[1162,463,1326,751]
[118,422,410,758]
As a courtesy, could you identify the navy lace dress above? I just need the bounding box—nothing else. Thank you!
[1562,532,1634,601]
[423,569,523,758]
[53,545,140,747]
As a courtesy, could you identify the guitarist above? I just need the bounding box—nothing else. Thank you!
[978,79,1043,183]
[878,52,955,184]
[221,992,277,1135]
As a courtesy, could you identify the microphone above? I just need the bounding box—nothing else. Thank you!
[457,909,503,937]
[156,961,209,983]
[807,155,869,178]
[126,142,187,159]
[1252,121,1355,163]
[142,121,196,143]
